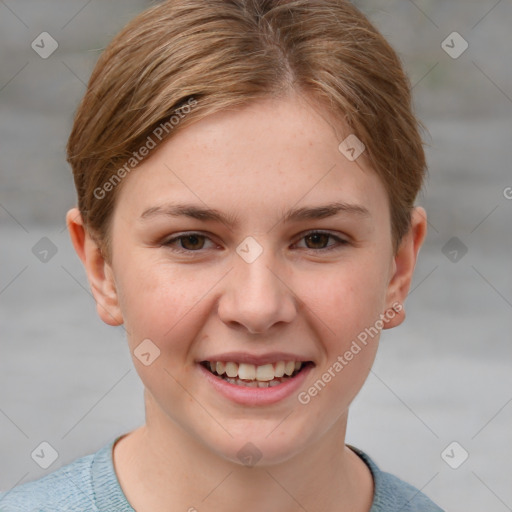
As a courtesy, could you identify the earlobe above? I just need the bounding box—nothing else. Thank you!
[66,208,124,326]
[382,206,428,330]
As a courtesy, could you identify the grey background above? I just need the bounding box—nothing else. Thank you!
[1,0,511,510]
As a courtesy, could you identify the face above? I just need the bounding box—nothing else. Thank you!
[75,92,418,466]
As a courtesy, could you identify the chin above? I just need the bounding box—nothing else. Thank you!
[205,426,310,468]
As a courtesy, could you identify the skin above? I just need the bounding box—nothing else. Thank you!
[67,91,427,512]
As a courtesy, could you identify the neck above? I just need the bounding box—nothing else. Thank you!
[112,394,373,512]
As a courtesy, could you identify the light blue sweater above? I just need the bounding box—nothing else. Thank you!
[0,435,444,511]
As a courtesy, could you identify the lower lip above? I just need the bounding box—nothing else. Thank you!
[198,363,313,406]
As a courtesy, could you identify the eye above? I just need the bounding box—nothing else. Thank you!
[294,230,348,251]
[163,232,216,252]
[161,230,348,254]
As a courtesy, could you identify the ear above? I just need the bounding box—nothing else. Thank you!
[382,206,427,329]
[66,207,123,326]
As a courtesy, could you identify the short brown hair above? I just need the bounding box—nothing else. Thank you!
[67,0,426,263]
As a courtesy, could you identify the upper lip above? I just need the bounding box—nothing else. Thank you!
[198,352,315,366]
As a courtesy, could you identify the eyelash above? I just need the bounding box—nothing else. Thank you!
[162,230,349,254]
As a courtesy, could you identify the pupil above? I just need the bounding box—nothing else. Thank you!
[182,235,204,250]
[307,233,328,249]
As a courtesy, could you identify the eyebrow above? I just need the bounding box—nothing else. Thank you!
[139,201,370,228]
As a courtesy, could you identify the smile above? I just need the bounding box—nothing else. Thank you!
[200,360,314,388]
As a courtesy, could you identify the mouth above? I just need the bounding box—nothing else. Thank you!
[200,360,315,388]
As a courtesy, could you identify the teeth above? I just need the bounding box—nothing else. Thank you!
[218,377,290,388]
[204,360,307,383]
[216,361,226,375]
[255,364,275,381]
[225,361,238,378]
[274,361,285,378]
[238,363,256,380]
[284,361,295,376]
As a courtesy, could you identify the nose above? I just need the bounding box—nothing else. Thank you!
[217,250,297,334]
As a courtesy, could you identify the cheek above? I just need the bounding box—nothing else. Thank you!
[292,262,386,422]
[299,256,390,344]
[114,260,211,402]
[115,255,221,354]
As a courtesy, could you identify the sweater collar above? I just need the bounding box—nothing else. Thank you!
[92,436,382,512]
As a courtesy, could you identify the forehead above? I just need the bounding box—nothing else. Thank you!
[112,93,389,226]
